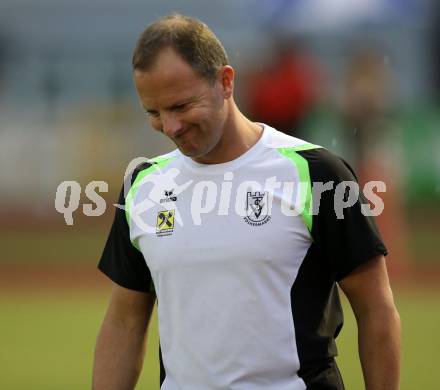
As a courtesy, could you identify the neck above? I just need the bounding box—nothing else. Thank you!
[193,101,263,164]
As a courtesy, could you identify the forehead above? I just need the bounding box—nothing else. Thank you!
[134,48,209,108]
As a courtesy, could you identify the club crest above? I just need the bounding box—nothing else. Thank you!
[244,191,271,226]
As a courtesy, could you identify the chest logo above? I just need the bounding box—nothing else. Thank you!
[156,209,175,237]
[160,189,178,203]
[244,191,271,226]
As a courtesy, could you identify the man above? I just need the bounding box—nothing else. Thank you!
[93,14,400,390]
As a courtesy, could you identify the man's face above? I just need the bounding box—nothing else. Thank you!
[133,47,232,163]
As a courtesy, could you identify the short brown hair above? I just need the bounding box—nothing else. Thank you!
[132,14,229,83]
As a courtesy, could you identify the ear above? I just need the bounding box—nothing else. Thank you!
[218,65,234,99]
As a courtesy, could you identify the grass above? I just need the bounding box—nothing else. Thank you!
[336,291,440,389]
[0,289,439,389]
[0,227,107,264]
[0,292,159,390]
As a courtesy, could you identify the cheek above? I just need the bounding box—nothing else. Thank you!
[187,106,216,125]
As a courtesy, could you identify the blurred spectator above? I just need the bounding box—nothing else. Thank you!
[342,47,391,169]
[341,45,409,278]
[42,57,61,122]
[430,0,440,102]
[244,37,323,138]
[0,30,10,93]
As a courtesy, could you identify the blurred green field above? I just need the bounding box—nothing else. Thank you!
[0,289,438,389]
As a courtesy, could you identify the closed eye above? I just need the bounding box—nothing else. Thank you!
[172,102,191,112]
[146,110,160,118]
[145,101,192,117]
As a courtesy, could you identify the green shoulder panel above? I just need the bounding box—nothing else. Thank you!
[276,144,322,233]
[125,155,176,227]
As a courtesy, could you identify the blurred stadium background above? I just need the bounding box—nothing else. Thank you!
[0,0,439,389]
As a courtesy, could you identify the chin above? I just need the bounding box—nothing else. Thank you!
[175,140,202,156]
[177,145,200,158]
[176,137,216,161]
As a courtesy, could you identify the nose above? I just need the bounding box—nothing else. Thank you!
[161,112,182,138]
